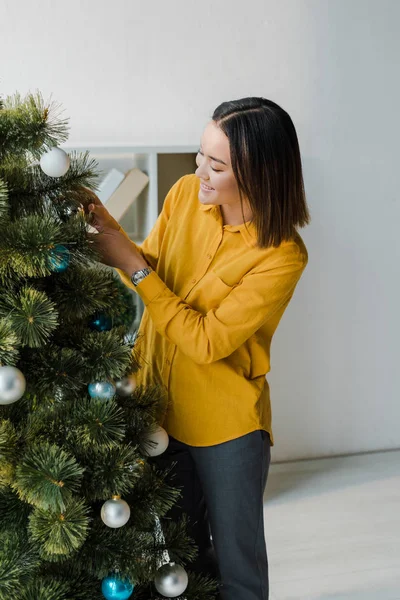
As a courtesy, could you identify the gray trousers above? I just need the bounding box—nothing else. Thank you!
[150,429,271,600]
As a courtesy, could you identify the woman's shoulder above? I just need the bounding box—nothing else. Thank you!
[261,230,308,271]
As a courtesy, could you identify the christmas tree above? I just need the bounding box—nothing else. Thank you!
[0,91,219,599]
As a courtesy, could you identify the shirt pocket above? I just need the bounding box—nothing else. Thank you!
[189,270,234,312]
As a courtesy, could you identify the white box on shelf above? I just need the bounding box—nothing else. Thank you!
[97,168,125,203]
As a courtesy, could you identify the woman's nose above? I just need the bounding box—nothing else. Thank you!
[195,164,209,180]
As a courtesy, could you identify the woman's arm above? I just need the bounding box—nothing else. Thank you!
[123,251,307,364]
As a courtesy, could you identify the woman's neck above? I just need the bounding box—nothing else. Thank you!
[220,202,253,226]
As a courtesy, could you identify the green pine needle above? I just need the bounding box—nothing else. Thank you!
[0,91,69,159]
[20,578,69,600]
[0,530,40,599]
[28,498,90,557]
[6,286,59,348]
[69,398,126,451]
[0,177,8,219]
[0,487,32,529]
[80,444,141,501]
[13,442,84,511]
[0,317,21,365]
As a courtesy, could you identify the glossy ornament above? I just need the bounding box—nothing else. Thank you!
[47,244,70,273]
[143,425,169,457]
[88,381,116,400]
[101,574,134,599]
[40,147,71,178]
[58,200,84,222]
[154,562,188,598]
[101,496,131,528]
[0,366,26,405]
[115,374,137,397]
[89,313,113,332]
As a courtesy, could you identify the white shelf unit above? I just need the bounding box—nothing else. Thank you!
[64,145,198,329]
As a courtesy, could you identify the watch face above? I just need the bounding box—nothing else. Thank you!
[132,268,150,286]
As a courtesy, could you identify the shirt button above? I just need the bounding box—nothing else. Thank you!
[207,253,212,259]
[191,278,196,283]
[166,359,170,365]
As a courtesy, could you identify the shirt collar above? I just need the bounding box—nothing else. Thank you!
[198,201,258,248]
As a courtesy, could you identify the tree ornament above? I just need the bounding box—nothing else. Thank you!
[0,365,26,405]
[143,425,169,457]
[58,200,84,222]
[88,381,116,400]
[47,244,70,273]
[154,562,188,598]
[101,574,134,599]
[89,313,113,332]
[101,496,131,528]
[115,374,137,397]
[40,147,71,178]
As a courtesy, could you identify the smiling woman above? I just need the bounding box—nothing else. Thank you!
[91,96,311,600]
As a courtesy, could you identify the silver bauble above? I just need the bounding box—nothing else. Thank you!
[154,562,188,598]
[0,366,26,405]
[115,374,137,397]
[101,496,131,528]
[143,426,169,457]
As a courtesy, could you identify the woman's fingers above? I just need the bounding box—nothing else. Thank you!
[88,202,120,232]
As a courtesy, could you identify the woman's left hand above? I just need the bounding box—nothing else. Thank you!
[87,200,148,274]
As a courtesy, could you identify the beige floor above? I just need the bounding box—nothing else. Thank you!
[264,449,400,600]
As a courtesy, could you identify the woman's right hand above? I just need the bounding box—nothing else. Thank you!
[81,187,130,239]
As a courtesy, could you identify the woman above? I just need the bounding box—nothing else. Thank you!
[86,97,310,600]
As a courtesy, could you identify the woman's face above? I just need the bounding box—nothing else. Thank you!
[195,120,247,210]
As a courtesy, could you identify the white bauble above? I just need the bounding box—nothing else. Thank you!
[40,147,70,178]
[0,366,26,405]
[154,562,188,597]
[101,496,131,528]
[143,426,169,457]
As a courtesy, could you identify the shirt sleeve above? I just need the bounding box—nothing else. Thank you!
[123,250,308,364]
[114,174,185,282]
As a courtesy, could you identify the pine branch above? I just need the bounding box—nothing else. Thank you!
[0,317,21,365]
[0,487,32,530]
[0,92,69,160]
[1,286,58,348]
[28,498,90,557]
[0,530,40,600]
[12,442,85,511]
[79,443,142,501]
[66,398,126,452]
[18,344,87,397]
[0,177,8,220]
[19,578,70,600]
[1,153,99,220]
[116,384,169,441]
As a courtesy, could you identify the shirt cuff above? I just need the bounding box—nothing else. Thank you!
[134,269,168,305]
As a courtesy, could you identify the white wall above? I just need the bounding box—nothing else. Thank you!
[2,0,399,460]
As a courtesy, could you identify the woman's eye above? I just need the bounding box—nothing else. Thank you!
[197,150,222,172]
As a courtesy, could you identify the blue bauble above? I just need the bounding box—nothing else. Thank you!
[47,244,70,273]
[89,313,113,332]
[101,575,134,600]
[88,381,116,400]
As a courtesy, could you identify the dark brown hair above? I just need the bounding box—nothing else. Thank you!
[212,97,311,248]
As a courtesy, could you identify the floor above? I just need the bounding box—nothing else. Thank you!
[264,449,400,600]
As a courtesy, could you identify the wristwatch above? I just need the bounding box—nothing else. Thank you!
[130,267,153,287]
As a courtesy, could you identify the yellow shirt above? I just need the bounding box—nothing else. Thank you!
[115,173,308,447]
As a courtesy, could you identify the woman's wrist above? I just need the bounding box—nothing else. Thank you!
[121,253,149,275]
